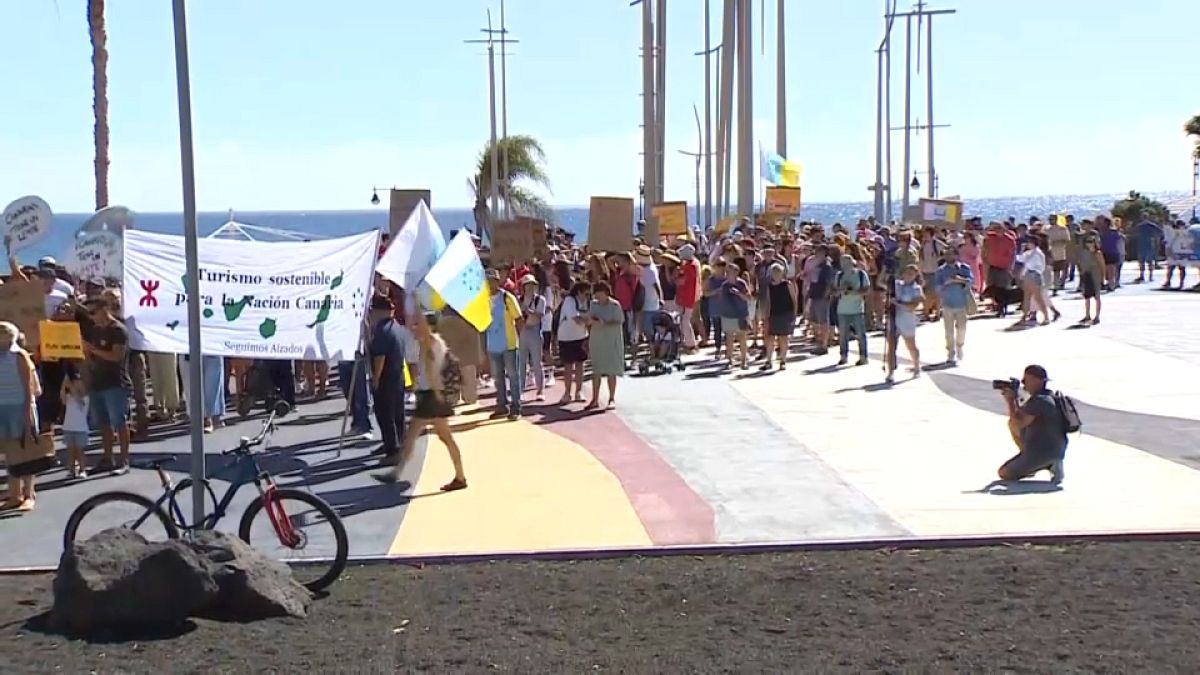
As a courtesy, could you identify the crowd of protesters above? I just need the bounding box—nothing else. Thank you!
[1,210,1194,511]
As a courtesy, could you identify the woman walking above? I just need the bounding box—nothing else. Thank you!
[517,275,547,401]
[377,311,468,492]
[762,263,797,371]
[556,281,591,404]
[960,233,984,294]
[0,322,43,511]
[585,281,624,411]
[885,265,925,384]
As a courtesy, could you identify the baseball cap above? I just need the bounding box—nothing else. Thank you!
[38,256,57,268]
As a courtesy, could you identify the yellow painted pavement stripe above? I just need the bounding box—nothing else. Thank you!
[389,408,652,556]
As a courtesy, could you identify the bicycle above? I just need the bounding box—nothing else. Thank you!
[62,401,349,592]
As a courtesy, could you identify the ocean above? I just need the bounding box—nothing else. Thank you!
[12,191,1187,266]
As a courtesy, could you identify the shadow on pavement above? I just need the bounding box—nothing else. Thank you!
[971,479,1064,496]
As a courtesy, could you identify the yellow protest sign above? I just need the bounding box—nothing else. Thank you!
[39,320,84,360]
[765,186,802,215]
[650,201,689,236]
[714,216,736,235]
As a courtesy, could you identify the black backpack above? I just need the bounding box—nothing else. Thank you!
[1054,390,1082,434]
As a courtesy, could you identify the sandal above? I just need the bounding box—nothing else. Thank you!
[18,498,36,511]
[440,477,468,492]
[605,400,616,410]
[584,401,599,411]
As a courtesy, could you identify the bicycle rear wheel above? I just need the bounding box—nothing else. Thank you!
[238,488,348,592]
[63,491,179,552]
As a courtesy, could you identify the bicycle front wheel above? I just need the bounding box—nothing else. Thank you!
[63,491,179,552]
[238,488,348,592]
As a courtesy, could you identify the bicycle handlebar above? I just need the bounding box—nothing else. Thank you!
[221,406,285,456]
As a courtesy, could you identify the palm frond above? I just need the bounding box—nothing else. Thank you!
[505,185,555,224]
[1186,114,1200,139]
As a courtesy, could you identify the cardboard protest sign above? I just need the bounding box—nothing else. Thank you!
[765,186,802,215]
[66,230,123,282]
[587,197,635,252]
[0,280,46,348]
[388,190,432,236]
[518,216,549,258]
[489,220,535,263]
[39,320,84,360]
[918,198,965,229]
[3,196,52,254]
[650,201,688,238]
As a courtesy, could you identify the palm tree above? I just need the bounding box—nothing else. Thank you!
[468,135,553,240]
[1185,114,1200,141]
[89,0,110,210]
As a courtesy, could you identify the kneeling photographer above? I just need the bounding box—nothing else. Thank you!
[995,365,1067,484]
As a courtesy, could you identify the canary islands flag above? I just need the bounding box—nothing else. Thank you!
[759,148,802,188]
[375,199,447,311]
[420,229,492,331]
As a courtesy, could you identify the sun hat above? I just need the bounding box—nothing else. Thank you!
[659,252,681,265]
[677,244,696,261]
[519,274,538,287]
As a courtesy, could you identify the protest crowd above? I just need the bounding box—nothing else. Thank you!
[0,204,1197,512]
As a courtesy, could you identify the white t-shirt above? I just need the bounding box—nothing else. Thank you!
[640,263,661,312]
[52,278,74,297]
[540,288,555,333]
[45,290,68,318]
[404,335,446,392]
[63,394,90,433]
[1018,247,1046,276]
[557,295,589,342]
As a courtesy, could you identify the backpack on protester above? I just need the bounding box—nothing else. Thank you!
[439,351,463,405]
[1053,390,1082,434]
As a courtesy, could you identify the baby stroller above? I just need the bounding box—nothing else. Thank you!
[638,310,685,375]
[236,359,282,419]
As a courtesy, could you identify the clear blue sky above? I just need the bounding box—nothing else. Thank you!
[2,0,1197,213]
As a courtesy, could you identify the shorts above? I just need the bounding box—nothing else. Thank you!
[1102,251,1119,266]
[767,314,795,336]
[63,430,90,449]
[1137,243,1156,264]
[895,311,918,338]
[559,339,588,364]
[985,266,1012,290]
[641,311,658,337]
[90,387,130,429]
[807,298,831,326]
[0,403,31,440]
[720,317,748,335]
[542,331,552,352]
[413,390,453,419]
[1023,271,1043,288]
[1080,271,1100,299]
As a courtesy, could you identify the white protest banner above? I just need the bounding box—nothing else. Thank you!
[66,230,123,282]
[3,196,52,254]
[122,230,379,360]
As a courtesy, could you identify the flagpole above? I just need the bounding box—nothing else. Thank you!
[170,0,207,525]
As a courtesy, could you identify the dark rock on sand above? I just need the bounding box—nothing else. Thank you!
[190,530,312,622]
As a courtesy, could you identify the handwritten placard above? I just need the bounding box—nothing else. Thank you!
[765,186,802,215]
[38,320,84,360]
[489,219,535,263]
[587,197,635,252]
[66,230,123,282]
[3,196,53,254]
[0,280,46,348]
[518,216,549,258]
[650,201,689,237]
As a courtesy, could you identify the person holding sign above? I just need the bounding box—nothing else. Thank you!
[0,321,43,511]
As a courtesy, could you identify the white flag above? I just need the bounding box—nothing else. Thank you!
[375,200,446,290]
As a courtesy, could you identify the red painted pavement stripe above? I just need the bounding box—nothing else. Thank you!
[524,392,716,546]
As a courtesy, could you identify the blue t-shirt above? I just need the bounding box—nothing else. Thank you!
[369,318,410,389]
[719,278,750,319]
[935,262,974,310]
[1135,220,1161,245]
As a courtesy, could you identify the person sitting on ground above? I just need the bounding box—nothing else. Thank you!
[997,364,1066,485]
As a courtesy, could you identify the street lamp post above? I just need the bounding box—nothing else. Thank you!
[169,0,207,525]
[638,178,645,221]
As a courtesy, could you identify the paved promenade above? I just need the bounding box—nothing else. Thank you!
[2,273,1198,569]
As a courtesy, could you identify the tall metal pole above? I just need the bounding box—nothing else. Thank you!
[641,0,657,220]
[703,0,714,230]
[901,15,912,212]
[719,0,736,217]
[873,45,884,224]
[884,11,893,223]
[500,0,510,218]
[775,0,786,157]
[655,0,667,204]
[926,15,935,198]
[170,0,207,525]
[488,40,500,222]
[736,0,754,216]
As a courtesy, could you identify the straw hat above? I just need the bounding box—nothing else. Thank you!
[519,274,539,287]
[659,252,681,265]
